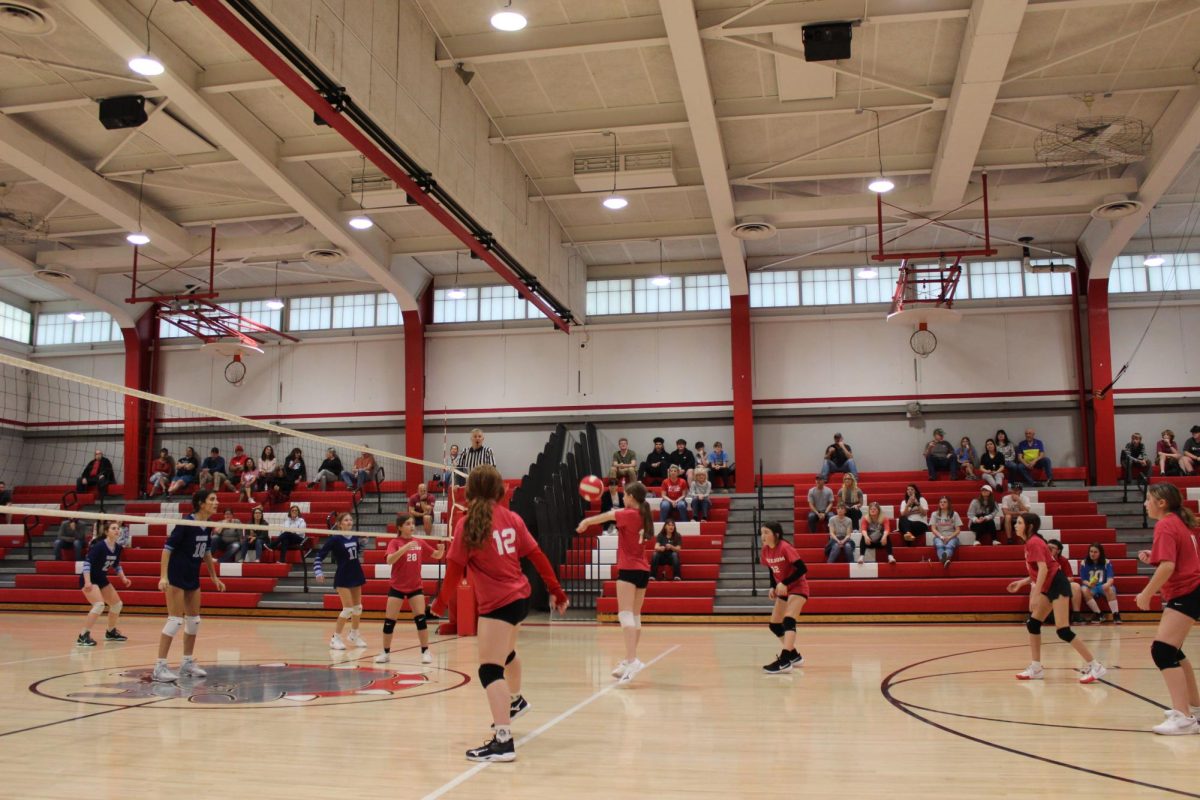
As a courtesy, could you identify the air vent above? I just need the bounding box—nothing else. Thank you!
[572,149,677,193]
[0,2,54,35]
[303,248,345,265]
[32,269,74,284]
[731,218,777,240]
[1090,194,1143,221]
[348,175,420,209]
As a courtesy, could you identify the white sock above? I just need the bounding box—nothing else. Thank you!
[1108,598,1119,613]
[495,726,512,742]
[156,658,167,667]
[1085,597,1100,613]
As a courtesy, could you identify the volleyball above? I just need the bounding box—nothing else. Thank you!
[578,475,605,501]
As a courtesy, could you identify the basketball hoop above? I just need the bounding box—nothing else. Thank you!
[202,340,262,385]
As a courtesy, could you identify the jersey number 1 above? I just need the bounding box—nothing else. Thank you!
[492,528,517,556]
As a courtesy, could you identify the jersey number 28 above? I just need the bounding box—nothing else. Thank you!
[492,528,517,555]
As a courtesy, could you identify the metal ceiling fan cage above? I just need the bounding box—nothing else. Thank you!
[1034,115,1152,167]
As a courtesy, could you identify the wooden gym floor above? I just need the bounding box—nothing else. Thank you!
[0,612,1194,799]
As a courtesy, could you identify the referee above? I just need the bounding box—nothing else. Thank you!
[455,428,497,481]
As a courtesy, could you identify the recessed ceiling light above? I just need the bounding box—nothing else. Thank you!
[490,5,526,31]
[447,287,467,300]
[348,215,374,230]
[265,298,285,310]
[126,231,150,246]
[602,194,628,210]
[868,176,894,193]
[128,55,164,76]
[650,275,671,288]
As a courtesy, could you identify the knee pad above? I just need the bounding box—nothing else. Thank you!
[184,615,200,635]
[351,604,363,616]
[505,650,516,665]
[633,614,642,629]
[1152,639,1183,670]
[782,617,797,632]
[90,601,105,615]
[1025,617,1042,635]
[382,618,397,634]
[162,615,183,637]
[768,622,785,638]
[109,601,122,615]
[478,662,505,688]
[1056,627,1075,643]
[338,607,354,620]
[413,614,428,632]
[617,610,636,629]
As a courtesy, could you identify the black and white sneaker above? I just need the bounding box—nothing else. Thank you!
[105,628,127,642]
[75,632,96,647]
[788,651,804,667]
[762,654,793,674]
[466,735,516,762]
[509,695,530,719]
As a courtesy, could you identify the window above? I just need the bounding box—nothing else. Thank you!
[1110,255,1148,294]
[801,268,852,306]
[749,271,799,308]
[1023,260,1075,297]
[235,300,283,332]
[853,266,899,304]
[376,293,402,327]
[0,300,32,343]
[480,285,531,321]
[289,296,332,331]
[968,260,1023,299]
[684,274,730,311]
[633,277,683,314]
[1147,252,1200,292]
[332,294,376,329]
[433,288,479,323]
[586,279,633,317]
[158,316,191,338]
[35,312,121,346]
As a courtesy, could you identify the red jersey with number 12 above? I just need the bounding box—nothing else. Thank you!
[386,537,436,593]
[761,540,810,597]
[448,505,538,614]
[1150,513,1200,601]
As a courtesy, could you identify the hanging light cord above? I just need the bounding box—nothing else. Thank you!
[604,130,619,195]
[135,172,146,232]
[864,108,885,178]
[358,156,367,206]
[145,0,160,53]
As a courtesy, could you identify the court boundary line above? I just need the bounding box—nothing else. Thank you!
[421,644,681,800]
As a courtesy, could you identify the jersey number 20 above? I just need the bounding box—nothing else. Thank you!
[492,528,517,555]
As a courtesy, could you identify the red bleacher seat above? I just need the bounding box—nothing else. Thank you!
[0,588,262,608]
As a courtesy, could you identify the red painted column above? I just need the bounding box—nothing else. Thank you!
[402,308,426,494]
[120,311,156,498]
[1086,278,1118,485]
[730,294,755,493]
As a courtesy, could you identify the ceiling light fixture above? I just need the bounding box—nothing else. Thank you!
[126,172,150,246]
[857,268,878,279]
[265,260,285,309]
[490,1,527,31]
[650,239,671,287]
[863,108,893,194]
[601,130,628,210]
[128,0,163,76]
[67,311,86,322]
[1143,208,1165,267]
[348,155,374,230]
[447,252,467,299]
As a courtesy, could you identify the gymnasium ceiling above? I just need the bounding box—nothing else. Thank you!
[0,0,1199,320]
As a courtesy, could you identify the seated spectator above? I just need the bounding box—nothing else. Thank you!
[806,476,834,533]
[275,504,308,561]
[54,517,87,560]
[858,501,895,565]
[266,464,295,506]
[999,483,1028,544]
[967,485,1002,546]
[1078,542,1121,624]
[658,465,689,522]
[995,429,1035,485]
[666,438,697,481]
[167,447,198,495]
[1181,425,1200,476]
[1046,538,1085,624]
[923,429,955,480]
[690,469,713,521]
[819,433,859,480]
[897,484,929,546]
[831,473,864,528]
[650,518,683,581]
[979,438,1006,491]
[1121,432,1151,486]
[76,449,116,502]
[1018,428,1055,486]
[693,442,709,470]
[609,438,638,485]
[284,448,306,488]
[147,448,173,498]
[956,437,978,481]
[600,480,624,513]
[257,446,278,490]
[213,508,245,563]
[244,506,268,562]
[238,457,259,502]
[639,437,669,483]
[1156,429,1184,475]
[707,441,734,488]
[825,504,855,564]
[199,447,229,492]
[0,480,9,524]
[341,448,377,491]
[408,483,434,530]
[929,496,962,568]
[312,448,343,491]
[228,444,249,487]
[442,444,460,488]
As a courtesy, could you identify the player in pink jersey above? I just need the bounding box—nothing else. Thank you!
[431,466,568,763]
[374,514,445,666]
[578,481,655,684]
[1007,513,1105,683]
[1135,483,1200,734]
[758,521,809,674]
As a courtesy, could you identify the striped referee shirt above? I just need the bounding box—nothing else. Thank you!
[456,445,496,472]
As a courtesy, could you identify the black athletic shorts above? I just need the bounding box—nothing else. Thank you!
[1165,584,1200,620]
[617,569,651,589]
[388,587,424,600]
[1041,570,1072,602]
[480,596,529,626]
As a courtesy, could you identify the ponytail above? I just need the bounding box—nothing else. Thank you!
[624,482,654,544]
[463,465,505,550]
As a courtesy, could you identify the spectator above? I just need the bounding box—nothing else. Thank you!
[237,457,259,502]
[689,468,713,522]
[659,465,689,522]
[825,504,855,564]
[639,437,669,482]
[284,448,306,488]
[167,447,198,496]
[898,484,929,546]
[257,446,278,490]
[442,444,460,487]
[858,501,895,565]
[341,448,377,491]
[1018,428,1055,487]
[609,438,638,485]
[665,438,697,481]
[54,517,87,560]
[805,476,834,533]
[408,483,434,530]
[693,442,709,470]
[819,433,858,480]
[147,448,173,498]
[198,447,229,492]
[923,429,955,480]
[1121,432,1152,486]
[967,485,1002,546]
[312,448,343,491]
[244,506,268,562]
[228,444,249,486]
[275,504,308,561]
[600,480,624,514]
[76,449,116,503]
[707,441,734,489]
[1181,425,1200,475]
[995,429,1035,485]
[1000,483,1029,545]
[213,508,244,563]
[0,480,9,524]
[266,464,295,506]
[1079,542,1122,625]
[455,429,496,476]
[1156,429,1184,476]
[956,437,978,481]
[979,438,1006,491]
[650,518,683,581]
[832,473,864,529]
[930,496,962,568]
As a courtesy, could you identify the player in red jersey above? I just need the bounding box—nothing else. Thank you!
[758,521,808,674]
[1135,483,1200,734]
[578,481,655,684]
[375,514,445,666]
[1007,513,1105,683]
[430,466,568,763]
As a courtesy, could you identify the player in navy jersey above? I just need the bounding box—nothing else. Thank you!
[154,489,226,682]
[315,511,368,650]
[76,520,131,646]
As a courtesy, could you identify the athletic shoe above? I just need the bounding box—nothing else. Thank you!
[856,556,865,565]
[180,658,207,678]
[789,651,804,667]
[75,633,96,647]
[373,651,390,664]
[329,634,346,651]
[673,576,681,581]
[1153,710,1200,736]
[1088,614,1102,625]
[991,540,1000,546]
[887,555,897,564]
[152,662,179,682]
[1113,612,1123,625]
[1015,663,1044,681]
[105,629,127,642]
[465,735,516,762]
[347,631,367,648]
[1162,706,1200,718]
[510,695,530,719]
[421,651,433,665]
[618,659,645,684]
[762,656,793,675]
[610,660,628,678]
[1079,662,1107,684]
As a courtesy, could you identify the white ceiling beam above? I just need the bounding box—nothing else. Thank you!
[194,61,279,94]
[659,0,747,294]
[928,0,1027,210]
[434,17,668,67]
[0,246,135,326]
[36,230,341,270]
[277,135,361,162]
[1078,87,1200,280]
[46,203,304,239]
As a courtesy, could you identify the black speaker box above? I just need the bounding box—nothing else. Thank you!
[98,95,148,129]
[802,22,853,62]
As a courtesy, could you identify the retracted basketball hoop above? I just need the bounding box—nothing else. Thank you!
[201,340,263,385]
